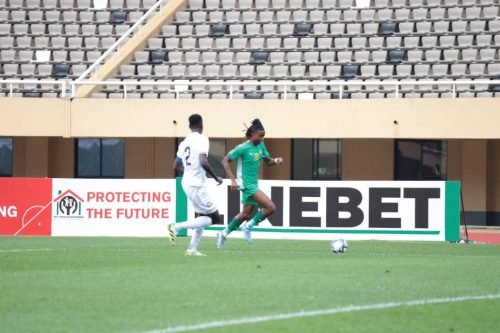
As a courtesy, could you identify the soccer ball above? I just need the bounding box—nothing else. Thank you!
[330,239,348,253]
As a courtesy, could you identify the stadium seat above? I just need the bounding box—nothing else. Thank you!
[378,22,397,36]
[232,52,249,64]
[396,64,411,78]
[294,23,312,37]
[309,65,325,78]
[221,64,237,77]
[354,50,369,63]
[399,22,414,34]
[337,51,353,63]
[341,65,359,79]
[245,92,262,99]
[249,51,269,65]
[286,52,301,63]
[0,0,498,99]
[71,64,87,77]
[34,51,50,64]
[470,64,486,77]
[52,63,70,78]
[153,65,169,77]
[246,24,261,36]
[363,23,379,35]
[407,50,423,63]
[387,36,402,48]
[69,51,85,63]
[431,64,448,78]
[149,50,166,64]
[329,23,344,35]
[210,23,227,37]
[360,65,376,78]
[387,50,405,64]
[425,50,441,62]
[440,48,456,62]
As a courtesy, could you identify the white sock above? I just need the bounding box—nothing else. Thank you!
[175,216,212,231]
[188,227,204,251]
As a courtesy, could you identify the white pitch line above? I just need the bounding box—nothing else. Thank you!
[0,248,166,253]
[0,248,59,253]
[142,294,500,333]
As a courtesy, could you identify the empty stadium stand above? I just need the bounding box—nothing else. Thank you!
[0,0,499,98]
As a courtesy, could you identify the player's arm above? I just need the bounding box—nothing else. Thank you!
[222,154,239,190]
[173,157,184,176]
[200,153,223,185]
[263,156,283,167]
[261,142,282,167]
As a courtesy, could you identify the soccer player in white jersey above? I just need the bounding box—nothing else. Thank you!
[168,114,223,256]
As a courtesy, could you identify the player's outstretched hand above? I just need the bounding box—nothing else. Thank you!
[215,176,223,185]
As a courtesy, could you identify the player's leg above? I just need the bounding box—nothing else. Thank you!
[247,190,275,228]
[169,186,218,247]
[221,187,256,238]
[185,227,207,256]
[218,204,254,249]
[173,215,212,231]
[168,215,211,246]
[186,210,221,255]
[242,190,276,243]
[224,205,253,234]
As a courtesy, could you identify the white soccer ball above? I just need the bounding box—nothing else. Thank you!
[330,239,348,253]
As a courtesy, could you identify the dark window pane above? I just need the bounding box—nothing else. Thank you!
[77,139,100,177]
[316,139,341,180]
[422,142,447,180]
[293,139,341,180]
[208,139,226,178]
[0,138,13,176]
[292,139,314,180]
[102,139,124,177]
[396,141,421,180]
[77,139,124,178]
[396,140,447,180]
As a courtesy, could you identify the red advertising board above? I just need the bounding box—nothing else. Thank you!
[0,178,52,236]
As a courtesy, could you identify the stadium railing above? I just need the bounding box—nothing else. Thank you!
[69,78,500,99]
[75,0,171,83]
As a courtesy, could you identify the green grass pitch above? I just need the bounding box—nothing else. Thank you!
[1,236,499,333]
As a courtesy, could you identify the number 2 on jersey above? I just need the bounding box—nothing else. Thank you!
[184,146,191,166]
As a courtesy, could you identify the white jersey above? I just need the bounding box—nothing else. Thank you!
[176,132,209,187]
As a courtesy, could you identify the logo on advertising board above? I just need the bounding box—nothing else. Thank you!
[53,190,84,218]
[0,178,52,236]
[202,180,460,242]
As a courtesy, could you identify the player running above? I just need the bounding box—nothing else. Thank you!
[217,118,283,249]
[168,114,223,256]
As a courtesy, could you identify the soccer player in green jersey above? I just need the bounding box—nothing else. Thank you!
[217,118,283,249]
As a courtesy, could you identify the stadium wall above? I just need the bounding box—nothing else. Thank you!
[2,97,500,225]
[6,137,500,226]
[2,97,500,139]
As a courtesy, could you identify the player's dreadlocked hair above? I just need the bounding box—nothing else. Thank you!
[245,118,265,138]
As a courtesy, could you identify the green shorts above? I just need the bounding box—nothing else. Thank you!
[241,186,258,205]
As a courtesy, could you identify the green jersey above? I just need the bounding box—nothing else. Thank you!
[228,140,270,193]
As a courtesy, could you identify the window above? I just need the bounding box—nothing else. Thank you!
[175,138,226,178]
[395,140,447,180]
[0,137,13,177]
[76,139,124,178]
[207,139,226,178]
[292,139,341,180]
